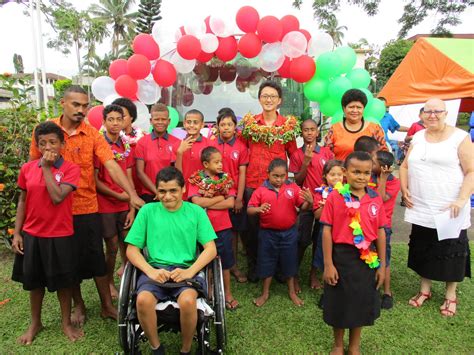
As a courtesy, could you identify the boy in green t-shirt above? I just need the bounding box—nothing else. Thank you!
[125,167,217,355]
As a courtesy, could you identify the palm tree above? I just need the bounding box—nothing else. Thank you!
[82,53,113,77]
[319,14,347,47]
[89,0,138,57]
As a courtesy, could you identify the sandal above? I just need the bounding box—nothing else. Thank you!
[225,299,239,311]
[440,298,457,317]
[408,292,432,308]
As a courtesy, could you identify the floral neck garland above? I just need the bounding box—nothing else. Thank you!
[188,170,233,198]
[334,182,380,269]
[125,126,145,145]
[239,113,300,146]
[99,129,131,161]
[315,185,333,199]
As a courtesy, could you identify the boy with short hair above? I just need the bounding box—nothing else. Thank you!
[12,121,82,344]
[188,146,239,310]
[95,104,135,299]
[289,119,334,291]
[135,103,181,203]
[354,135,380,161]
[125,167,217,355]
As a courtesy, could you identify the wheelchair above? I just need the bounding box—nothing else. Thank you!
[118,257,227,354]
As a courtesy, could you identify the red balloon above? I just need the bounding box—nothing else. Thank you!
[278,57,292,78]
[109,59,128,80]
[219,65,237,83]
[257,16,282,43]
[115,75,138,99]
[196,50,214,63]
[132,34,160,60]
[290,55,316,83]
[215,36,238,62]
[299,29,312,42]
[177,35,202,60]
[280,15,300,38]
[87,105,104,130]
[236,6,260,33]
[152,59,177,87]
[127,54,151,80]
[238,33,262,58]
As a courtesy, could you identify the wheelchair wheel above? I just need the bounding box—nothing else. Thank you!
[118,262,139,354]
[212,257,226,353]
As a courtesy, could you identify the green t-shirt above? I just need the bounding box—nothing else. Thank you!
[125,202,217,267]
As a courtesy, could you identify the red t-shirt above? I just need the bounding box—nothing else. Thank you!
[95,135,135,213]
[248,180,304,230]
[209,136,249,186]
[407,121,425,137]
[18,158,80,237]
[125,126,147,197]
[187,173,236,232]
[370,174,400,228]
[182,135,209,196]
[320,188,387,245]
[243,113,297,189]
[289,145,334,190]
[134,131,181,195]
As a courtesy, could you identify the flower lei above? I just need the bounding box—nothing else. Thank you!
[238,113,300,146]
[99,129,131,161]
[125,126,145,146]
[334,182,380,269]
[188,170,233,198]
[315,185,333,199]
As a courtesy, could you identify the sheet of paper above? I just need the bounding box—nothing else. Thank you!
[433,207,469,241]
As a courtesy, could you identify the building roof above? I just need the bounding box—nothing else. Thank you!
[12,72,69,81]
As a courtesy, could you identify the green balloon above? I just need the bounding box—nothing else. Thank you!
[346,68,371,88]
[365,117,380,123]
[328,76,352,101]
[331,110,344,124]
[358,88,374,107]
[167,106,180,133]
[335,46,357,74]
[365,98,386,120]
[319,97,340,117]
[316,52,342,79]
[303,77,328,102]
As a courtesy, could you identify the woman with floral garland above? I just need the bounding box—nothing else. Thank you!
[239,80,299,282]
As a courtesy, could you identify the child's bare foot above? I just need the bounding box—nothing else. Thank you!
[348,346,361,355]
[253,293,269,307]
[100,305,118,320]
[71,304,86,327]
[62,323,84,342]
[294,278,302,294]
[310,274,322,290]
[230,267,247,283]
[289,292,304,306]
[17,323,43,345]
[116,265,124,278]
[109,283,119,300]
[330,346,344,355]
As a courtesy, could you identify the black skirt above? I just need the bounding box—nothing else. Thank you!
[323,244,380,329]
[408,224,471,282]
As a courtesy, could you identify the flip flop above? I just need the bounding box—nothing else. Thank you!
[225,299,239,311]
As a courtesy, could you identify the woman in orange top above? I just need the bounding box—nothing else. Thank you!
[324,89,387,161]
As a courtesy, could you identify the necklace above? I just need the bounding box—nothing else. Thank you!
[239,113,300,146]
[99,129,131,161]
[188,170,234,198]
[343,117,365,134]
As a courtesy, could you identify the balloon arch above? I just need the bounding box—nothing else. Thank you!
[88,6,385,131]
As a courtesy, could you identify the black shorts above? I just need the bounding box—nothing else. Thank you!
[73,213,107,280]
[229,208,248,232]
[215,229,235,270]
[11,232,78,292]
[297,210,316,249]
[100,210,128,240]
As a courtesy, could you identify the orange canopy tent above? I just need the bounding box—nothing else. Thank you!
[379,37,474,112]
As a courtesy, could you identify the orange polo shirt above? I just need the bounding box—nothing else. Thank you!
[29,116,114,215]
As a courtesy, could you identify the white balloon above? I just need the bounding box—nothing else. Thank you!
[209,16,227,37]
[258,43,285,73]
[175,28,184,42]
[152,21,167,44]
[137,80,161,105]
[281,31,308,58]
[184,22,206,39]
[159,42,177,60]
[133,101,151,132]
[248,84,259,99]
[103,93,120,106]
[308,31,334,58]
[170,52,196,74]
[235,57,255,79]
[91,76,116,102]
[200,33,219,53]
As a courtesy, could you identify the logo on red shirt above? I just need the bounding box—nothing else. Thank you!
[167,144,173,153]
[368,203,379,218]
[285,188,295,199]
[231,150,240,161]
[54,171,64,183]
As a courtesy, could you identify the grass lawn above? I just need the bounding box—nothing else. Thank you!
[0,242,472,354]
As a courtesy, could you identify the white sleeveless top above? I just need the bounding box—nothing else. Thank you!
[404,128,471,229]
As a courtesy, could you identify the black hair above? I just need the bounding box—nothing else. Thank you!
[103,104,124,119]
[112,97,138,122]
[34,121,64,143]
[322,159,344,183]
[301,118,318,129]
[267,158,288,172]
[378,96,386,102]
[156,167,185,188]
[341,88,368,108]
[344,151,373,169]
[354,135,380,153]
[376,150,395,167]
[184,109,204,122]
[64,85,87,97]
[258,80,282,99]
[216,107,237,125]
[201,146,220,163]
[419,107,424,114]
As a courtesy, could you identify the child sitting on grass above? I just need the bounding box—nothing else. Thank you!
[248,158,313,307]
[11,121,82,344]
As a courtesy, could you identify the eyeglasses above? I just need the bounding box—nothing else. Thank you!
[260,95,279,101]
[422,110,446,117]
